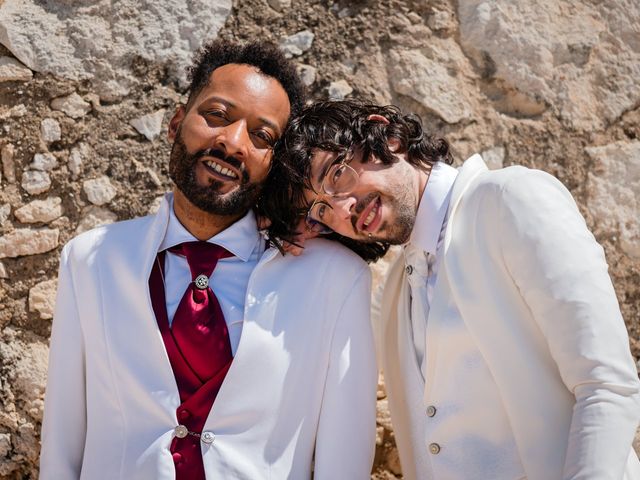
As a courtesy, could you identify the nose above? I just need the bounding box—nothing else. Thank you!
[329,194,357,221]
[215,120,249,158]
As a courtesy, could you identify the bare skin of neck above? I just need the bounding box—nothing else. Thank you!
[172,187,243,241]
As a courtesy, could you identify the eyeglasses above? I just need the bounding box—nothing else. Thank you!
[305,153,359,234]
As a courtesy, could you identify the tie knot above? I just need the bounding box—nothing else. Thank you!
[168,241,232,280]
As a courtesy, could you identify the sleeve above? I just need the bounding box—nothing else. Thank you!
[39,243,87,479]
[313,266,378,479]
[498,169,640,480]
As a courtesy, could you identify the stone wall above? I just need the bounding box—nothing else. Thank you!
[0,0,638,478]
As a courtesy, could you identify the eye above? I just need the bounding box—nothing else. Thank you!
[252,130,275,148]
[331,165,345,183]
[204,109,229,125]
[317,203,327,219]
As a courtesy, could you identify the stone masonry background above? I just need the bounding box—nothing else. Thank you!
[0,0,638,478]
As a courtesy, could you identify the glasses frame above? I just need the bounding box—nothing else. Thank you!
[305,156,359,235]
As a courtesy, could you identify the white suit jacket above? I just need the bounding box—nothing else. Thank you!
[40,195,377,480]
[376,155,640,480]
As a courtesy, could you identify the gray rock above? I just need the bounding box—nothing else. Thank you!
[0,433,10,457]
[39,118,61,143]
[428,9,455,31]
[0,56,32,82]
[31,153,57,171]
[457,0,640,130]
[297,63,317,87]
[68,144,88,178]
[75,206,118,234]
[0,0,232,100]
[83,176,117,206]
[481,146,505,170]
[585,140,640,258]
[0,228,59,258]
[130,109,166,141]
[21,170,51,195]
[0,143,16,183]
[0,203,10,224]
[0,103,26,120]
[50,92,91,119]
[280,30,314,58]
[267,0,291,12]
[14,197,63,224]
[328,80,353,100]
[388,49,472,124]
[28,279,57,319]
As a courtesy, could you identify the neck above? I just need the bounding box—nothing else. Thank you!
[172,187,242,240]
[415,163,432,206]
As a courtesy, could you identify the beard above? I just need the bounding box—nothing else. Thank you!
[168,132,262,216]
[355,177,417,245]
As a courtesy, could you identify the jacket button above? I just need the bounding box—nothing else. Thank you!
[201,431,215,444]
[429,443,441,454]
[178,409,190,420]
[426,405,437,417]
[172,452,183,465]
[174,425,188,439]
[406,265,414,275]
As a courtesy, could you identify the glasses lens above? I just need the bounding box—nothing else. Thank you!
[324,164,358,196]
[307,203,333,234]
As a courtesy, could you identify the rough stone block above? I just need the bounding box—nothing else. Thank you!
[21,170,51,195]
[30,153,57,171]
[83,176,117,206]
[0,228,59,258]
[39,118,61,143]
[75,206,118,234]
[0,56,32,82]
[14,197,63,224]
[280,30,314,58]
[50,92,91,119]
[28,279,57,319]
[130,109,165,141]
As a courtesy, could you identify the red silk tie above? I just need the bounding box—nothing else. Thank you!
[168,241,233,383]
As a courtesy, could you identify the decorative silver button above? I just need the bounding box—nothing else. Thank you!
[174,425,189,439]
[194,274,209,290]
[406,265,413,275]
[426,405,437,417]
[429,443,441,454]
[201,431,215,444]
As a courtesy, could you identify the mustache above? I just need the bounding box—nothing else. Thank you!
[351,192,379,230]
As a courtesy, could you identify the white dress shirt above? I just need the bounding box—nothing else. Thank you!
[158,199,265,355]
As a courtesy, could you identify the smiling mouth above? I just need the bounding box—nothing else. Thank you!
[357,195,382,233]
[202,158,239,180]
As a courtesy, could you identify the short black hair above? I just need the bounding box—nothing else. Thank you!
[186,39,306,116]
[258,100,453,263]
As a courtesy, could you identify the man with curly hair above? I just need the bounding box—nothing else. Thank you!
[39,44,377,479]
[261,100,640,480]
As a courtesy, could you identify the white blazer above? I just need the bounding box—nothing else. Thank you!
[376,156,640,480]
[40,195,377,480]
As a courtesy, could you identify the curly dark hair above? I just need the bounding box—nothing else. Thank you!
[258,100,453,263]
[186,39,306,116]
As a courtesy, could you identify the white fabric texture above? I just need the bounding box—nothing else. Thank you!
[40,193,378,480]
[373,155,640,480]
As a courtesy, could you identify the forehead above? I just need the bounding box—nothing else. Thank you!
[194,63,291,129]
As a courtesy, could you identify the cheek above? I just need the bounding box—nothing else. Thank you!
[247,150,273,182]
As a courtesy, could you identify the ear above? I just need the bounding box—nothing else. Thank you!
[168,105,186,142]
[388,136,402,153]
[366,113,390,124]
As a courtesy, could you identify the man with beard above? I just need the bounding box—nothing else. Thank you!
[39,43,377,480]
[262,100,640,480]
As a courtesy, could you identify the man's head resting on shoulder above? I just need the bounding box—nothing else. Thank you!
[259,100,453,262]
[168,39,306,222]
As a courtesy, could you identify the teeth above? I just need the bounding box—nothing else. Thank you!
[204,160,238,179]
[363,203,378,228]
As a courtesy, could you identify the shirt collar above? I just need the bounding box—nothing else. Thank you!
[408,161,459,255]
[159,193,262,262]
